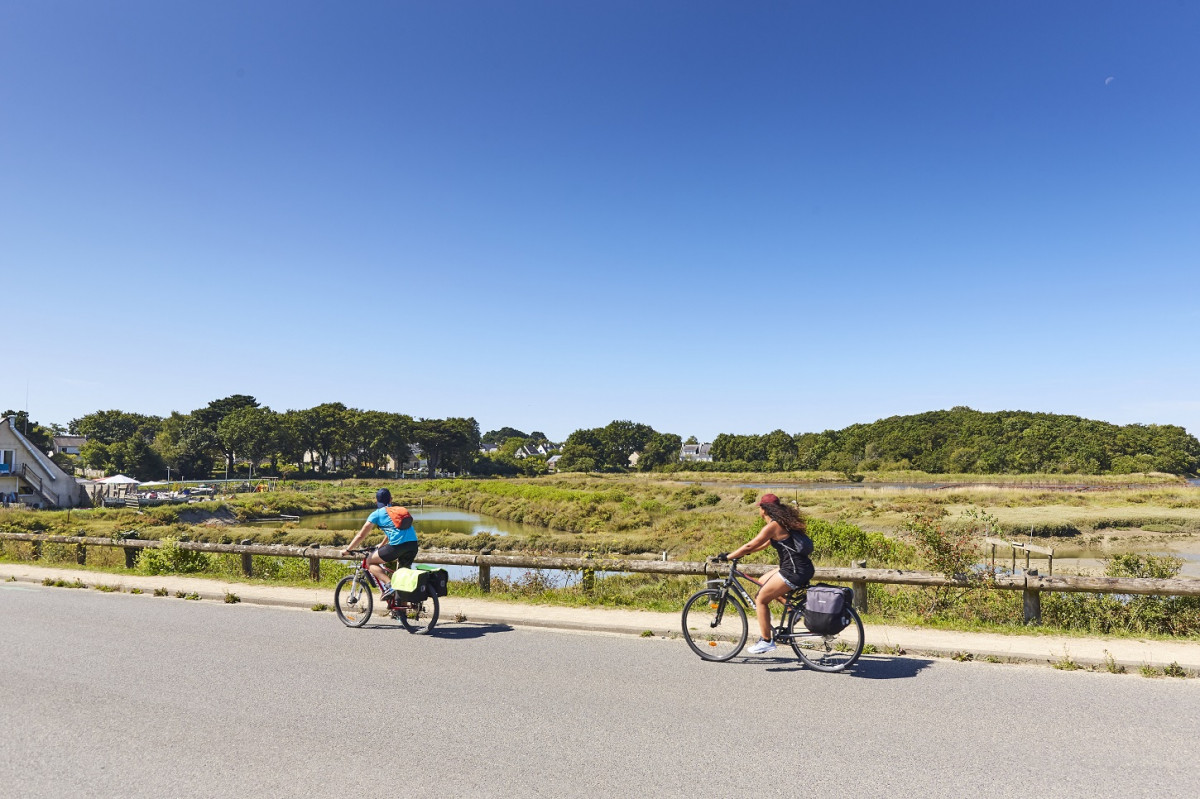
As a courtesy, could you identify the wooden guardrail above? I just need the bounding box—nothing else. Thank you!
[3,531,1199,624]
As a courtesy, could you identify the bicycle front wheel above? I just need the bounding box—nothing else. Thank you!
[681,589,748,662]
[788,605,864,673]
[398,592,439,634]
[334,575,373,627]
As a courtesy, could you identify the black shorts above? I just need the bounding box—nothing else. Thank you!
[376,540,418,568]
[780,565,814,591]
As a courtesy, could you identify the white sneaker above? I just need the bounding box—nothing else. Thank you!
[748,638,776,655]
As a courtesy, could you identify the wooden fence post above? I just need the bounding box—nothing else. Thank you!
[240,539,253,578]
[478,552,491,593]
[851,560,868,613]
[31,540,41,561]
[76,542,86,566]
[1023,568,1041,624]
[308,544,320,582]
[121,532,140,569]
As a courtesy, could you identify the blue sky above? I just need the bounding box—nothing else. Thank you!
[3,1,1198,441]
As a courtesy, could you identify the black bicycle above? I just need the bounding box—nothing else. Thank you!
[334,548,439,634]
[681,557,864,672]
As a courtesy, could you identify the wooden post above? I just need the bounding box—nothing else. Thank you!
[851,560,868,613]
[31,540,41,561]
[122,532,140,569]
[477,551,492,593]
[1023,568,1041,624]
[308,544,320,582]
[76,543,86,565]
[240,539,253,578]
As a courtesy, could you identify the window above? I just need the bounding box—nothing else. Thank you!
[0,450,13,474]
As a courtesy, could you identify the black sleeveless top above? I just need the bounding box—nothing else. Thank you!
[770,528,815,585]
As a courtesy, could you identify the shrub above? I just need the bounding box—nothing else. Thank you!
[137,538,212,575]
[1042,554,1200,636]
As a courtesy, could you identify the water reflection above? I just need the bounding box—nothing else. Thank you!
[289,505,546,538]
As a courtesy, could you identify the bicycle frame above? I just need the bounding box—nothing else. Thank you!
[346,549,410,610]
[707,560,823,643]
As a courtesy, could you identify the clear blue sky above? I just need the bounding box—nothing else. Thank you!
[3,1,1198,441]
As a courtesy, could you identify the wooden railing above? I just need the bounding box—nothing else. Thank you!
[3,531,1199,623]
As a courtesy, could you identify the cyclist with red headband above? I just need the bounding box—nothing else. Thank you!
[340,488,419,601]
[715,492,814,655]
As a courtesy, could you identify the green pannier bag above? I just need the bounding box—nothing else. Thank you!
[414,564,449,597]
[390,567,430,601]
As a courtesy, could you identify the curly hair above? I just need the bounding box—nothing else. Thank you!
[762,500,807,534]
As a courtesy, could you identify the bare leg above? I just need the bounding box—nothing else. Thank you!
[366,552,391,591]
[755,571,792,642]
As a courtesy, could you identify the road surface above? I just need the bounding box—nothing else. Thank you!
[2,583,1198,798]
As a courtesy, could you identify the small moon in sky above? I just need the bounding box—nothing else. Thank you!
[1105,76,1115,86]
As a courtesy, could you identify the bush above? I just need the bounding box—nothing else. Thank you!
[807,518,915,567]
[1041,554,1200,636]
[136,538,212,575]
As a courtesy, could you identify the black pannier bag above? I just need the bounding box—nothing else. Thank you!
[390,568,431,602]
[415,566,449,598]
[804,584,853,635]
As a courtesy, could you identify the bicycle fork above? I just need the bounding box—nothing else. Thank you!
[706,579,754,628]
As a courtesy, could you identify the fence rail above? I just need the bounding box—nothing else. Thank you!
[3,531,1199,623]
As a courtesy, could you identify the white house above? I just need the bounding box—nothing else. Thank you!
[0,416,88,508]
[52,434,87,456]
[514,442,558,459]
[680,442,713,462]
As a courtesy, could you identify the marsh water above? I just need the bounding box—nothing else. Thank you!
[289,505,545,538]
[289,505,619,586]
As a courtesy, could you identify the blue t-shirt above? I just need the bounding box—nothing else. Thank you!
[367,507,418,546]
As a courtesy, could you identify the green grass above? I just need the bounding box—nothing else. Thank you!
[6,473,1198,558]
[6,471,1200,640]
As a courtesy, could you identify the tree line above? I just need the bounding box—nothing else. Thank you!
[694,407,1200,476]
[52,396,482,481]
[11,403,1199,480]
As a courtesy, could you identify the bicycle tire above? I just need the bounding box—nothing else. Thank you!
[334,575,373,627]
[788,604,864,673]
[681,589,748,662]
[398,591,439,634]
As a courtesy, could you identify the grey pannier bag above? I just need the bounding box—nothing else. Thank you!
[804,584,853,635]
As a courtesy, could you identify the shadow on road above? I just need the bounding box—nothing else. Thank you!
[843,655,936,680]
[429,623,515,640]
[754,654,934,679]
[356,622,514,639]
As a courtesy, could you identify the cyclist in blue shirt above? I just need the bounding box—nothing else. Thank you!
[340,488,418,599]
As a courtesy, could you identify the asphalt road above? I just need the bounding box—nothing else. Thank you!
[2,584,1199,799]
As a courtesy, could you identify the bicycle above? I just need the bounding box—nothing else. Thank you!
[680,557,864,672]
[334,548,439,634]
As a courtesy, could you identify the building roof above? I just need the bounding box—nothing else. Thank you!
[1,416,58,477]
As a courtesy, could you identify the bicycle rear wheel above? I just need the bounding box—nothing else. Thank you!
[681,589,748,662]
[334,575,373,627]
[788,605,864,672]
[398,591,439,634]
